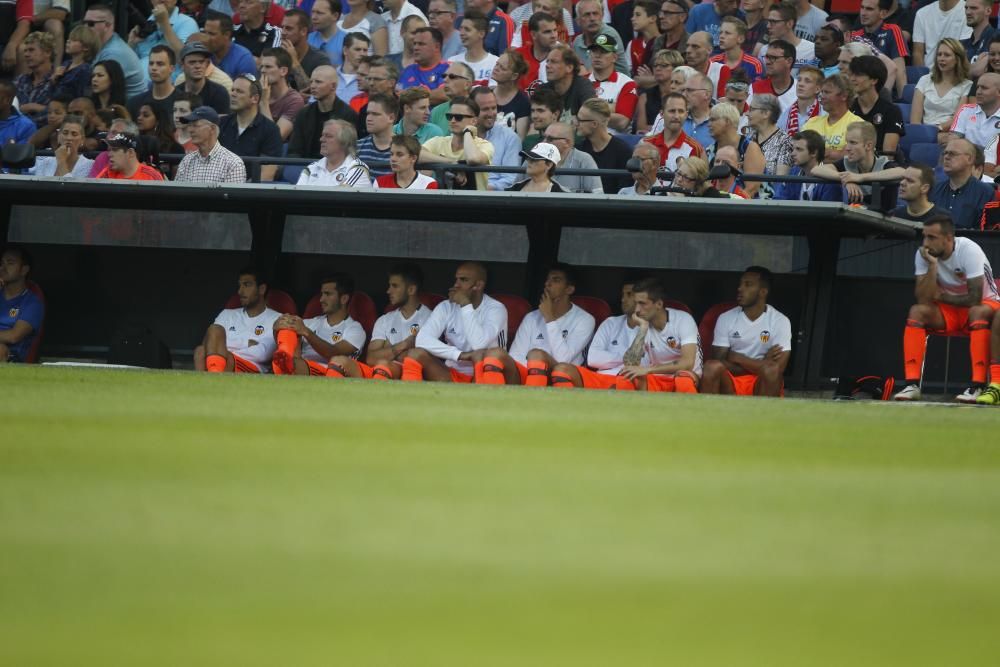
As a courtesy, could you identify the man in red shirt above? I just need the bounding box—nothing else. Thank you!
[643,92,705,168]
[516,11,560,90]
[95,133,164,181]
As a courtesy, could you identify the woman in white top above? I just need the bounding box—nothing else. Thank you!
[339,0,389,56]
[911,37,972,130]
[28,115,94,178]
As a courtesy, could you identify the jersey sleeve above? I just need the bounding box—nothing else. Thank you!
[677,311,699,346]
[507,314,535,364]
[16,294,44,333]
[774,313,793,352]
[712,310,734,348]
[914,248,930,276]
[416,302,462,361]
[371,312,391,343]
[345,320,367,354]
[614,81,638,119]
[212,309,232,328]
[459,301,507,350]
[960,242,988,280]
[546,309,595,364]
[586,319,623,370]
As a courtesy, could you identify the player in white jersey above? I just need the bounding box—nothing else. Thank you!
[195,267,281,373]
[700,266,792,396]
[272,273,367,377]
[893,215,1000,403]
[327,263,433,380]
[402,261,508,382]
[477,264,596,386]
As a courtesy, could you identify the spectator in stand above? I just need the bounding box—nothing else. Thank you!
[747,93,792,197]
[470,86,519,191]
[711,17,762,94]
[454,9,498,84]
[178,42,230,114]
[298,118,373,186]
[306,0,344,67]
[338,0,388,56]
[540,121,603,193]
[282,8,332,90]
[337,32,370,103]
[964,0,996,77]
[428,0,463,60]
[234,0,282,58]
[258,47,303,141]
[628,0,662,77]
[0,245,44,364]
[653,0,690,54]
[587,34,638,132]
[466,0,515,57]
[573,0,629,74]
[28,93,68,149]
[219,74,282,180]
[19,1,69,68]
[394,86,445,141]
[706,101,764,197]
[67,96,101,151]
[85,117,135,176]
[172,91,201,151]
[803,73,861,163]
[508,141,567,191]
[51,25,98,101]
[515,11,559,90]
[575,98,633,194]
[523,87,562,151]
[129,0,199,72]
[541,45,597,123]
[288,65,358,158]
[712,145,750,197]
[420,95,495,190]
[83,4,147,98]
[644,91,705,168]
[429,61,475,132]
[27,114,93,177]
[848,55,903,155]
[399,27,448,105]
[685,0,743,47]
[636,48,684,133]
[931,137,994,229]
[1,0,32,74]
[683,31,723,95]
[893,163,948,222]
[680,71,713,148]
[619,140,668,194]
[127,45,178,122]
[399,15,427,69]
[14,31,53,127]
[752,39,796,111]
[778,64,823,135]
[912,38,972,134]
[669,154,729,197]
[492,50,530,139]
[812,120,903,209]
[814,24,844,77]
[510,0,573,50]
[95,130,165,180]
[202,11,256,80]
[376,133,439,189]
[792,0,828,42]
[912,0,972,68]
[136,101,184,156]
[774,129,843,201]
[176,105,247,182]
[950,72,1000,149]
[966,34,1000,102]
[850,0,908,99]
[180,0,210,27]
[90,60,127,113]
[721,69,752,132]
[383,0,426,63]
[356,91,395,176]
[754,3,815,75]
[354,56,398,132]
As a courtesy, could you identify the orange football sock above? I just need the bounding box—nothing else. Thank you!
[372,364,393,380]
[903,320,926,382]
[991,363,1000,385]
[205,354,226,372]
[524,360,549,387]
[401,357,423,381]
[675,373,698,394]
[272,329,298,375]
[478,356,506,384]
[970,321,990,384]
[550,370,575,388]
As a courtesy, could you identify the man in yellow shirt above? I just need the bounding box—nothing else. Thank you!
[803,73,862,163]
[420,96,495,189]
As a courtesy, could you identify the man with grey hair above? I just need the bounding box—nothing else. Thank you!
[288,65,359,158]
[297,119,374,187]
[572,0,629,74]
[428,0,463,59]
[540,121,603,193]
[176,106,248,183]
[429,61,476,132]
[681,72,714,148]
[619,142,667,195]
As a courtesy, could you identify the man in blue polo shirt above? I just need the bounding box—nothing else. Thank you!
[203,11,257,80]
[399,27,450,106]
[0,80,35,145]
[932,138,995,229]
[0,246,44,364]
[84,4,149,98]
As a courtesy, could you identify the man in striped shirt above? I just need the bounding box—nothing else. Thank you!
[356,92,396,177]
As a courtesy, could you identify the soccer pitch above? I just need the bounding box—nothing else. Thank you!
[1,366,999,666]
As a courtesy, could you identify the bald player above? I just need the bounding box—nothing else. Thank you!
[402,261,508,382]
[327,263,433,380]
[476,263,596,386]
[272,273,367,376]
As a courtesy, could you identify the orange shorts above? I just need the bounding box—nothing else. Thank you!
[450,368,473,383]
[354,361,376,379]
[305,360,330,377]
[644,374,678,392]
[577,366,636,390]
[727,371,759,396]
[514,361,529,384]
[232,353,262,374]
[933,299,1000,334]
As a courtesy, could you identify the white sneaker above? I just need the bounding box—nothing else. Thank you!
[893,384,921,401]
[956,386,985,404]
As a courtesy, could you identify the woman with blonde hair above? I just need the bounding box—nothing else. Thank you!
[706,102,765,198]
[911,37,972,130]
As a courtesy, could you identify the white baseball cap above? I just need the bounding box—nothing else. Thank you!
[519,142,560,165]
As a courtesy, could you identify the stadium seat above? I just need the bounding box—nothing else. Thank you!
[383,292,445,313]
[303,290,378,339]
[571,295,612,327]
[906,65,929,85]
[663,299,692,314]
[909,142,942,166]
[619,134,646,149]
[492,293,532,347]
[225,289,298,315]
[896,103,911,122]
[900,124,938,155]
[24,280,45,363]
[901,84,915,104]
[698,301,738,350]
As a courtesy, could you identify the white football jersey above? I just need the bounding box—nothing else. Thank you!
[915,237,999,300]
[213,306,281,369]
[713,305,792,361]
[642,307,703,376]
[587,314,640,375]
[371,304,432,346]
[300,314,367,363]
[508,304,596,365]
[415,295,509,375]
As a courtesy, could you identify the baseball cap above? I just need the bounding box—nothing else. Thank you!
[587,33,617,53]
[179,105,220,126]
[180,41,212,60]
[104,132,138,150]
[519,142,560,165]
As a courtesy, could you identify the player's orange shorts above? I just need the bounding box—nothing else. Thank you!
[232,353,262,374]
[513,361,529,384]
[450,368,473,383]
[305,360,331,377]
[933,299,1000,334]
[574,366,636,390]
[726,371,759,396]
[645,374,677,392]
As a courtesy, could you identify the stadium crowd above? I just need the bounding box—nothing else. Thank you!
[2,0,1000,401]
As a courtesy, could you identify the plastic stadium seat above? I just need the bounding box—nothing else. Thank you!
[571,295,612,327]
[303,291,378,338]
[901,84,915,104]
[698,301,738,351]
[663,299,692,314]
[24,280,45,363]
[896,103,911,122]
[900,124,938,155]
[906,65,929,85]
[909,142,942,166]
[383,292,445,313]
[492,293,532,347]
[225,288,298,315]
[619,133,646,149]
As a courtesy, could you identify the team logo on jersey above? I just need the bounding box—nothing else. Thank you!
[409,324,420,335]
[8,307,18,318]
[666,336,678,349]
[732,331,742,339]
[254,325,265,336]
[873,113,883,125]
[332,332,343,343]
[760,330,770,343]
[561,329,569,339]
[229,326,237,332]
[535,333,544,340]
[336,173,345,183]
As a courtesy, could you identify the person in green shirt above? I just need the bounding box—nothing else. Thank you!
[393,87,446,142]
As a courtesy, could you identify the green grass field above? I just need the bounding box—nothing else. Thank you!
[2,366,999,666]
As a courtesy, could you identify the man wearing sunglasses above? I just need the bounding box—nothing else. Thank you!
[82,4,148,98]
[419,95,495,189]
[429,61,475,132]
